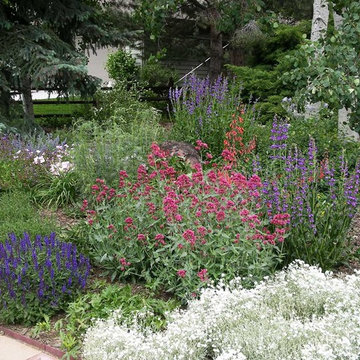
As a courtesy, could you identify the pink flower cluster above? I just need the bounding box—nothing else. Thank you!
[84,142,289,288]
[119,257,131,271]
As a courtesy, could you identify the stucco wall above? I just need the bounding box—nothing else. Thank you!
[86,44,143,84]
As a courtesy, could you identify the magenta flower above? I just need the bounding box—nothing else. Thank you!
[197,269,208,282]
[177,269,187,278]
[182,229,196,246]
[216,211,225,221]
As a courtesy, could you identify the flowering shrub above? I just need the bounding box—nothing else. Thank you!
[83,261,360,360]
[0,233,90,324]
[253,116,360,269]
[83,143,287,298]
[0,134,72,190]
[170,75,240,156]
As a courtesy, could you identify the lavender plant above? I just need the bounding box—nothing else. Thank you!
[0,233,90,324]
[170,75,240,156]
[0,134,71,191]
[257,116,360,269]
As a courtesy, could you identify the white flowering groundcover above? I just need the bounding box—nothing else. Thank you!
[83,261,360,360]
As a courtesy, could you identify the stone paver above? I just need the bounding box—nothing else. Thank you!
[0,335,57,360]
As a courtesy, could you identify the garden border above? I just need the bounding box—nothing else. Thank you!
[0,325,76,360]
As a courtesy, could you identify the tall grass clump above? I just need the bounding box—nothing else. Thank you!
[72,117,164,196]
[71,85,165,195]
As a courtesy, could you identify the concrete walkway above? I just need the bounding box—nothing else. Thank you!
[0,335,57,360]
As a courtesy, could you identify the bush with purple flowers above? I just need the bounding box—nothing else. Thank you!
[0,232,90,324]
[170,75,240,156]
[251,116,360,269]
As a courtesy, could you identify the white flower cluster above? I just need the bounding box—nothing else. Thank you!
[17,144,74,176]
[83,261,360,360]
[46,144,75,175]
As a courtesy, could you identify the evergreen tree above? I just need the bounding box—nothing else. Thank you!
[0,0,132,128]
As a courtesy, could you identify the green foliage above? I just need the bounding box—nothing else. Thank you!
[249,22,310,66]
[106,49,139,82]
[71,88,164,194]
[53,280,179,355]
[226,22,310,124]
[140,49,178,87]
[0,191,58,240]
[266,0,313,21]
[283,2,360,131]
[32,171,80,208]
[136,0,264,40]
[241,108,360,167]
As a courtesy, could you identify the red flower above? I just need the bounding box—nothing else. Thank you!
[182,229,196,246]
[177,269,187,278]
[197,269,208,282]
[124,217,133,225]
[216,211,225,221]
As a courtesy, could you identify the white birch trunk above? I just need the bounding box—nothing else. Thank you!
[311,0,329,42]
[305,0,329,119]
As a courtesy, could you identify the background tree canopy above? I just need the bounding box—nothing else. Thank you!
[0,0,133,128]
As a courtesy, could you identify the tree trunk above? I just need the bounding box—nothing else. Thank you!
[311,0,329,42]
[230,47,245,66]
[207,5,223,83]
[0,90,11,121]
[21,76,35,125]
[209,23,223,82]
[305,0,329,119]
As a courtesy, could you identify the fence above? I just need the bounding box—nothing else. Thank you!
[13,85,175,119]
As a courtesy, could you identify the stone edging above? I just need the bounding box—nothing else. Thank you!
[0,325,76,360]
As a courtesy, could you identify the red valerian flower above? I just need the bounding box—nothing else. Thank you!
[197,268,208,282]
[176,269,187,278]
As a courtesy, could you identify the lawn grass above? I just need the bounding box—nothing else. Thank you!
[33,98,92,116]
[0,190,58,240]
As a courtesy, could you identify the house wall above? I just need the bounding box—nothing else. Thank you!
[86,44,143,85]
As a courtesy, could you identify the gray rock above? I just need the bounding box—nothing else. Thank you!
[159,141,201,167]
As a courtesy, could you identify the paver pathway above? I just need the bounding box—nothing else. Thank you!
[0,335,57,360]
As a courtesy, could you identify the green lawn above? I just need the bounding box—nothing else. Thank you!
[33,97,93,116]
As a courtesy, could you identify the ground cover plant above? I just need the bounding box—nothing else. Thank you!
[83,261,360,360]
[0,133,71,192]
[0,232,91,324]
[50,280,179,356]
